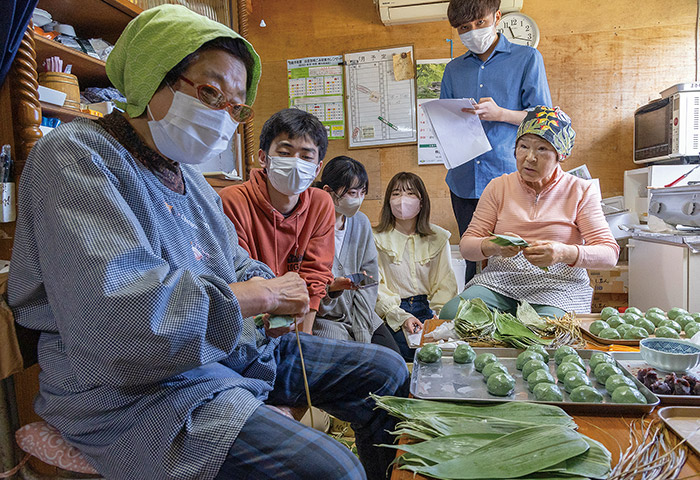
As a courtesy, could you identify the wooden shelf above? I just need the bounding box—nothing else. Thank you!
[41,102,100,122]
[37,0,142,44]
[35,36,110,87]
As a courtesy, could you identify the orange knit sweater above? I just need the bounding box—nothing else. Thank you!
[219,169,335,310]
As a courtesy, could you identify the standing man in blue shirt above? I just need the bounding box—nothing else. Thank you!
[441,0,552,282]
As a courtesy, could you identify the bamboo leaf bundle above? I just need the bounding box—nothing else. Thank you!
[373,395,612,480]
[493,312,552,349]
[454,298,496,340]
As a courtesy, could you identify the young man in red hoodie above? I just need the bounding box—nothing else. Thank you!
[220,108,337,334]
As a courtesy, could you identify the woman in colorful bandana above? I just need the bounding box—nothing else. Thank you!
[441,106,619,319]
[8,5,407,480]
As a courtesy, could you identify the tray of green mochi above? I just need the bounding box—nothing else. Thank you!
[580,306,700,346]
[410,344,659,413]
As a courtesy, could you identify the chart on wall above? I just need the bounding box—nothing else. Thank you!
[416,59,449,165]
[287,55,345,139]
[344,46,417,148]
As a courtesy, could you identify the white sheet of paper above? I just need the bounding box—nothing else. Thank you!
[420,98,492,169]
[407,331,423,348]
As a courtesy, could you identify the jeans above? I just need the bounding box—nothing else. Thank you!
[391,294,433,362]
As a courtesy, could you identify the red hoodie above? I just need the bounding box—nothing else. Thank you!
[219,168,335,311]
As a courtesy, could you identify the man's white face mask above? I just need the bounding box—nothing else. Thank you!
[266,155,319,195]
[459,17,498,54]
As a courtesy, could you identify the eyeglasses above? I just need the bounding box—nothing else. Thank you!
[179,76,254,123]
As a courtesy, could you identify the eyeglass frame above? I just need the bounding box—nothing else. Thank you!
[178,75,255,123]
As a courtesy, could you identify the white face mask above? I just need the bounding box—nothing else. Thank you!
[148,90,238,165]
[459,21,497,54]
[334,193,364,218]
[267,155,318,196]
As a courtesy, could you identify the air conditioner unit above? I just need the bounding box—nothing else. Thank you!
[375,0,449,26]
[375,0,524,26]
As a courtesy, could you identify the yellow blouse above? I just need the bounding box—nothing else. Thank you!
[373,225,458,332]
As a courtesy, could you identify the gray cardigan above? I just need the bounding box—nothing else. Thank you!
[314,212,383,342]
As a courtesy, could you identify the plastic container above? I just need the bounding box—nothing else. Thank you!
[38,72,80,110]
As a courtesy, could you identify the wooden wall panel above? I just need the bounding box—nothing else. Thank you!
[247,0,697,241]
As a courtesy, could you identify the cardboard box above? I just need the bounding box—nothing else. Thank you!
[591,292,628,313]
[588,263,628,294]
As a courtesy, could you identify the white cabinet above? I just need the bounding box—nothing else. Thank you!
[628,238,700,312]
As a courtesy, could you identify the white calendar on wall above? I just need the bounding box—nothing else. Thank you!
[287,55,346,139]
[344,46,417,148]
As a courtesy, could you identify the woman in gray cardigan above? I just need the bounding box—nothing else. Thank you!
[314,156,400,353]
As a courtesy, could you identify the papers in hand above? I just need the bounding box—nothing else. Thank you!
[420,98,492,169]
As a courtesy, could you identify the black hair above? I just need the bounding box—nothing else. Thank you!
[259,108,328,162]
[447,0,500,28]
[314,156,369,197]
[159,37,255,92]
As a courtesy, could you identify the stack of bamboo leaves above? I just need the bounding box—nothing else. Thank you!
[374,395,612,480]
[453,298,583,348]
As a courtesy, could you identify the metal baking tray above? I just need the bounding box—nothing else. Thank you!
[410,347,659,414]
[579,315,696,347]
[658,407,700,456]
[612,351,700,405]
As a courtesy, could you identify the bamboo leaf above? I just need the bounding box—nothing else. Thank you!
[400,425,589,479]
[489,233,530,247]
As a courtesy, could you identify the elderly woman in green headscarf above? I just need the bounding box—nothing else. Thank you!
[441,106,619,319]
[7,5,408,480]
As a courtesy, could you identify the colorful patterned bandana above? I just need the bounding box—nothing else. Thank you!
[106,4,261,118]
[516,106,576,160]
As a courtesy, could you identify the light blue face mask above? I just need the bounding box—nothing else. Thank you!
[148,90,238,164]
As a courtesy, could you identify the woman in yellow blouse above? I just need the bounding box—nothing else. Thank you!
[374,172,459,361]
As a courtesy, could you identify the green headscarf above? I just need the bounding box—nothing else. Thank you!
[106,4,261,118]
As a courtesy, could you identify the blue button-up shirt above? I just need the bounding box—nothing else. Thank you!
[440,34,551,198]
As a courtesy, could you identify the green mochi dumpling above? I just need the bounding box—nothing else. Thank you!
[522,359,548,379]
[622,312,641,323]
[570,385,604,403]
[486,372,515,396]
[624,326,649,340]
[453,344,476,364]
[474,353,498,372]
[533,382,563,401]
[600,306,618,320]
[625,307,643,317]
[634,317,656,335]
[668,307,689,320]
[675,314,695,329]
[605,374,636,393]
[606,316,626,329]
[611,386,646,404]
[589,352,615,370]
[616,323,633,336]
[645,311,666,326]
[589,320,610,336]
[598,328,622,340]
[685,322,700,339]
[563,370,591,393]
[561,354,586,370]
[482,362,509,380]
[526,344,550,363]
[516,350,544,370]
[557,362,584,379]
[554,345,577,365]
[646,307,665,317]
[659,319,682,333]
[594,362,622,384]
[654,325,680,339]
[417,344,442,363]
[527,369,555,391]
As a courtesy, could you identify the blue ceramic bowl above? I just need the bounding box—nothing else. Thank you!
[640,338,700,373]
